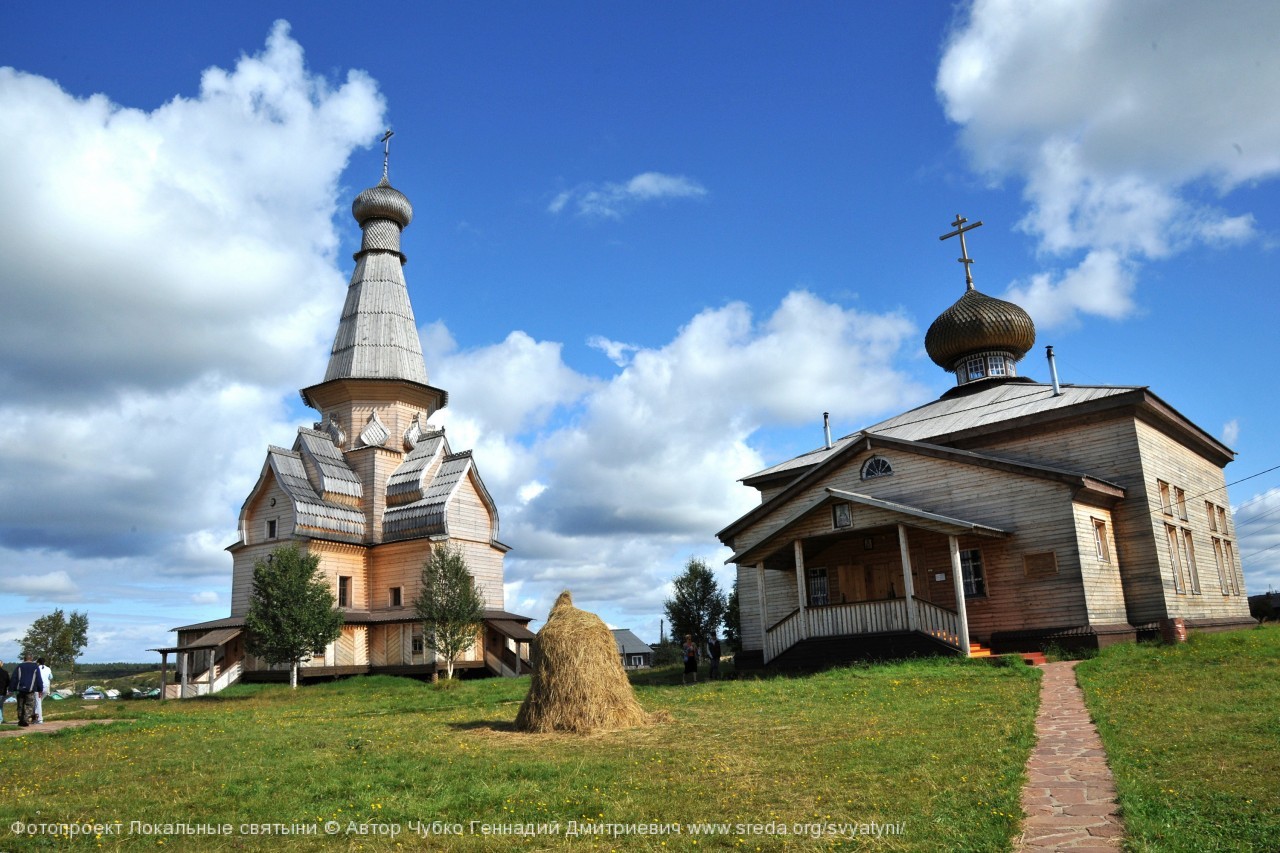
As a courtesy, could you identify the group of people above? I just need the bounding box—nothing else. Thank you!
[681,634,722,685]
[0,654,52,727]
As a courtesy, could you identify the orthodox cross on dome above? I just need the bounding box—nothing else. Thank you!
[380,129,394,181]
[939,214,983,291]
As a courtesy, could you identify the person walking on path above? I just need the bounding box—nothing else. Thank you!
[35,658,52,724]
[11,654,44,727]
[682,634,698,685]
[706,635,722,680]
[0,661,9,724]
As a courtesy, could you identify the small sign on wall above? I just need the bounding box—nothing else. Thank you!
[935,572,946,582]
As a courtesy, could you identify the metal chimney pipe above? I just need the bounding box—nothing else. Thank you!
[1046,345,1061,396]
[823,412,832,450]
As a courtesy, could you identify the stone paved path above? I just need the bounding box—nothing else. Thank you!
[1017,661,1124,850]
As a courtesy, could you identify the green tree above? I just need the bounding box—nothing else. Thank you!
[414,544,485,680]
[19,609,89,673]
[724,579,741,652]
[663,557,727,649]
[243,545,343,689]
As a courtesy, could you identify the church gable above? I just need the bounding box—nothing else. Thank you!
[382,449,498,543]
[722,436,1120,555]
[241,447,366,542]
[295,428,362,505]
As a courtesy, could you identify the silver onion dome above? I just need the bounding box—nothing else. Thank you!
[352,176,413,228]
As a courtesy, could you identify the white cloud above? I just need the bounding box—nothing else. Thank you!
[190,591,220,605]
[0,571,79,600]
[548,171,707,219]
[1237,487,1280,594]
[937,0,1280,325]
[0,22,385,656]
[1223,419,1240,447]
[428,290,924,624]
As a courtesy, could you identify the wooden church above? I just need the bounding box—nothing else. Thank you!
[720,217,1255,669]
[156,147,533,695]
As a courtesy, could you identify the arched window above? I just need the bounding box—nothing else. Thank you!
[861,456,893,480]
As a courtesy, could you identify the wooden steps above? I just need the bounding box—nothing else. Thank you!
[969,641,993,658]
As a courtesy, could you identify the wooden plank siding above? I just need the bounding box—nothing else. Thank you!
[730,445,1100,650]
[978,415,1250,624]
[447,470,497,544]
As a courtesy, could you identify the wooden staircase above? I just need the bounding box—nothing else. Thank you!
[969,641,1047,665]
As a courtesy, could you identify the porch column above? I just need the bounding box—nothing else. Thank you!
[949,535,972,657]
[180,652,189,698]
[755,563,768,645]
[159,652,168,702]
[897,524,919,631]
[793,539,809,640]
[515,642,522,676]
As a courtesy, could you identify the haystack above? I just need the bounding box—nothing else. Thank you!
[515,590,660,734]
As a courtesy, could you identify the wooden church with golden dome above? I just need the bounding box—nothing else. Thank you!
[156,140,534,695]
[720,216,1255,668]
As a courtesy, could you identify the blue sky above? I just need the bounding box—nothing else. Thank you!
[3,2,1279,662]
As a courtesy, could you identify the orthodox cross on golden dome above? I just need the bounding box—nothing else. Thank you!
[939,214,983,291]
[380,129,394,181]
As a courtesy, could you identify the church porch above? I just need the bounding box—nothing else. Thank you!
[732,489,1010,666]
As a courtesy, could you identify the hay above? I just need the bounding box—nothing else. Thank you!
[515,590,662,734]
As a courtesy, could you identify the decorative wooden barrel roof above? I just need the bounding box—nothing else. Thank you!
[924,287,1036,369]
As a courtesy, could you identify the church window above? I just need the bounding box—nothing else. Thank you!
[966,357,986,382]
[266,519,277,540]
[861,456,893,480]
[1180,530,1200,594]
[389,587,402,607]
[1165,525,1186,594]
[1174,487,1188,521]
[1157,480,1173,515]
[1212,537,1230,595]
[411,633,424,655]
[960,549,986,597]
[338,576,351,608]
[1092,519,1110,562]
[987,355,1007,377]
[807,567,829,606]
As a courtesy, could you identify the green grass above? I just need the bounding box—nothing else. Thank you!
[0,658,1039,850]
[1075,626,1280,852]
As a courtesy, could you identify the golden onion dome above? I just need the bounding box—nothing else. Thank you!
[924,287,1036,369]
[352,176,413,228]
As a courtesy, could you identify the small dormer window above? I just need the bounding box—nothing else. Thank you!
[861,456,893,480]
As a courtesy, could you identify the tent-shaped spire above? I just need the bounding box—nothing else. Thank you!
[323,141,429,385]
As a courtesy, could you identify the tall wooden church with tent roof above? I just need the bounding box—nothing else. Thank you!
[720,215,1255,669]
[155,139,534,696]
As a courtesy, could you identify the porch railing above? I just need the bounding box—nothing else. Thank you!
[763,608,804,664]
[763,598,964,663]
[915,599,962,651]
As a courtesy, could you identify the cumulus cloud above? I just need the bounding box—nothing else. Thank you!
[937,0,1280,326]
[0,22,385,661]
[548,171,707,219]
[1236,487,1280,593]
[428,290,924,626]
[0,571,79,600]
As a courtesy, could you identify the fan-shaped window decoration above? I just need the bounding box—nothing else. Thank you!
[861,456,893,480]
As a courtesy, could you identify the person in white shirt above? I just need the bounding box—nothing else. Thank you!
[35,658,52,724]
